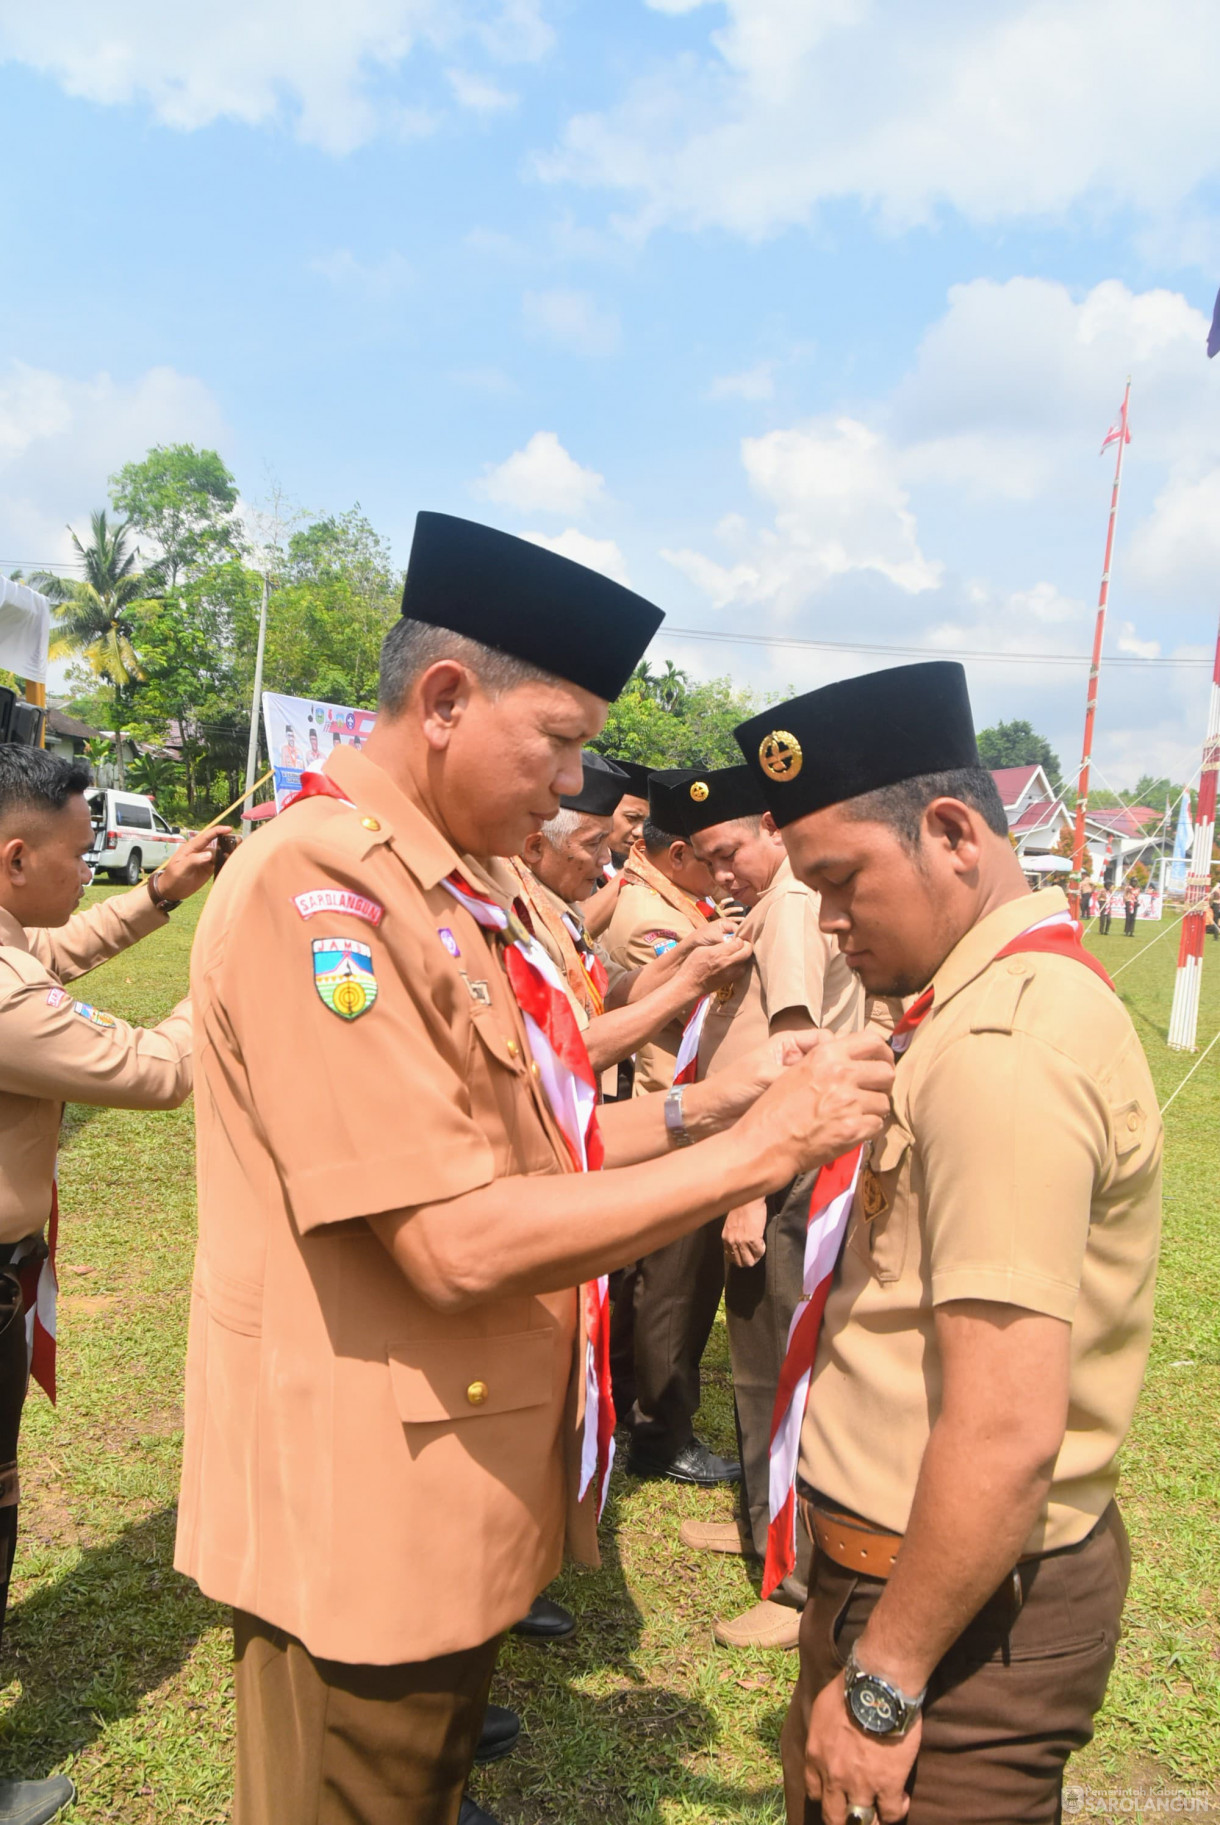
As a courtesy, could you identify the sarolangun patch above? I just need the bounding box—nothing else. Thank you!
[293,889,385,927]
[312,937,379,1020]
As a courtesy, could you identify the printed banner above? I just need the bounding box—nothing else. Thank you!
[263,692,378,812]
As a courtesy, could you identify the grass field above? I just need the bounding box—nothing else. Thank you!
[0,885,1216,1822]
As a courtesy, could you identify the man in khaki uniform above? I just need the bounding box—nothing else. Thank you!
[176,513,894,1825]
[732,663,1162,1825]
[673,764,864,1650]
[603,769,743,1486]
[0,744,221,1825]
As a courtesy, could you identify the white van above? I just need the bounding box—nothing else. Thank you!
[85,789,185,885]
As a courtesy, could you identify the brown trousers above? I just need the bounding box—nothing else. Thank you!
[782,1502,1130,1825]
[609,1215,725,1461]
[233,1610,500,1825]
[725,1174,814,1607]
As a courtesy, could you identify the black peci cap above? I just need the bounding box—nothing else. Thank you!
[734,662,980,829]
[681,764,768,835]
[561,751,630,817]
[402,512,664,701]
[608,759,652,798]
[647,768,702,837]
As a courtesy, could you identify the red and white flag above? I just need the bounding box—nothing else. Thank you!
[672,995,712,1086]
[1100,398,1131,453]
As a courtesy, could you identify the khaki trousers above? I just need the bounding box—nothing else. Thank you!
[233,1610,500,1825]
[609,1215,725,1462]
[781,1502,1129,1825]
[725,1174,814,1608]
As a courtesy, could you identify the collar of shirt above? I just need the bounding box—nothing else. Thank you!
[928,884,1068,1014]
[322,745,480,896]
[0,907,30,951]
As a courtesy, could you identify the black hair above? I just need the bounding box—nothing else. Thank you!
[841,768,1009,849]
[379,617,556,713]
[642,819,684,853]
[0,747,92,822]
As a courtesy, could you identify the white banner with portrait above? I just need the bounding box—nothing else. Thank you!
[262,692,378,811]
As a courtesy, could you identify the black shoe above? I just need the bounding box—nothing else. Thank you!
[627,1438,742,1485]
[511,1595,576,1642]
[473,1703,520,1765]
[460,1799,502,1825]
[0,1776,76,1825]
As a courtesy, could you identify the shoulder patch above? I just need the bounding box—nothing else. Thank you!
[293,889,384,927]
[72,1001,117,1029]
[46,988,69,1009]
[644,928,680,956]
[312,937,378,1020]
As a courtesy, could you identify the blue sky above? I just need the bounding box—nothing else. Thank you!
[3,0,1220,786]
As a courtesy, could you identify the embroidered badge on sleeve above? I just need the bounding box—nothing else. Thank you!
[312,937,379,1020]
[45,988,68,1009]
[72,1001,117,1028]
[293,889,385,927]
[645,929,680,956]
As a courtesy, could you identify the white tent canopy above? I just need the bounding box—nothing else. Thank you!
[0,577,50,685]
[1024,853,1072,874]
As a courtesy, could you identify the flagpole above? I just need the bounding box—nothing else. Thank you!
[1167,613,1220,1051]
[1069,378,1131,920]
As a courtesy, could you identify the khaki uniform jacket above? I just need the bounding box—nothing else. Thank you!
[175,747,599,1667]
[803,888,1163,1555]
[0,890,191,1245]
[698,857,863,1079]
[603,844,709,1095]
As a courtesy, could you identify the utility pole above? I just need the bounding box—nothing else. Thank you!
[243,570,269,815]
[1069,380,1131,920]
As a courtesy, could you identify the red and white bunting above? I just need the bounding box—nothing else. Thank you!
[673,995,712,1086]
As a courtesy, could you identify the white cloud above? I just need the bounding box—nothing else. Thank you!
[309,249,413,298]
[1127,471,1220,602]
[521,529,631,585]
[0,360,226,571]
[0,0,550,153]
[477,431,605,517]
[446,67,516,112]
[542,0,1220,240]
[664,415,940,614]
[522,288,621,357]
[708,362,774,401]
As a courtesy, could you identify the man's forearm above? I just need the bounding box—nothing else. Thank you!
[854,1420,1054,1693]
[370,1123,777,1313]
[584,972,697,1072]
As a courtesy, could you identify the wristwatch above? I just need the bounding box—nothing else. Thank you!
[664,1087,694,1147]
[843,1644,925,1739]
[148,869,184,915]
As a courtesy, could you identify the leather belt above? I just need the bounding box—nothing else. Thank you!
[799,1493,902,1579]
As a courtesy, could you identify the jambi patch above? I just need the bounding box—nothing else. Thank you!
[312,937,379,1020]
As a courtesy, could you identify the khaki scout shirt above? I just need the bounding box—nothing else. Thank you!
[802,888,1163,1554]
[175,746,598,1667]
[0,891,191,1245]
[697,857,862,1079]
[604,845,707,1095]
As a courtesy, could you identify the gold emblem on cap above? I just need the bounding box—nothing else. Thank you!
[466,1380,489,1406]
[689,780,710,802]
[759,731,803,782]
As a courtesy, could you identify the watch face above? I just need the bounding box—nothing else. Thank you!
[848,1675,902,1736]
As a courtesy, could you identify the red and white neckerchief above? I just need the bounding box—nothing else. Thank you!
[761,907,1111,1596]
[12,1176,59,1403]
[673,996,712,1086]
[289,769,617,1513]
[440,872,615,1515]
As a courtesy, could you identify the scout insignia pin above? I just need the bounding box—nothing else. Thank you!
[759,730,803,781]
[312,937,378,1020]
[859,1166,888,1221]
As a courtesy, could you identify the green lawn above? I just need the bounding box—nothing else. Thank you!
[0,888,1216,1821]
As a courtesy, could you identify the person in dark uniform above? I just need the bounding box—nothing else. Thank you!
[1123,883,1140,936]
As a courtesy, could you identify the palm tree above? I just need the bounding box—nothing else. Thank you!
[33,511,160,785]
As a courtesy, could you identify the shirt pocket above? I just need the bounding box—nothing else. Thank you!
[848,1117,913,1286]
[387,1328,553,1425]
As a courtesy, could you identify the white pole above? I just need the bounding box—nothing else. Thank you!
[243,570,269,815]
[1167,618,1220,1052]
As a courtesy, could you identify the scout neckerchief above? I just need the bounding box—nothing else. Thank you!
[11,1182,59,1403]
[761,907,1113,1597]
[621,841,715,928]
[509,861,609,1021]
[288,772,616,1515]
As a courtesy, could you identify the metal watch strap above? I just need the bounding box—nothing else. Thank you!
[148,871,183,915]
[843,1644,925,1738]
[664,1087,694,1146]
